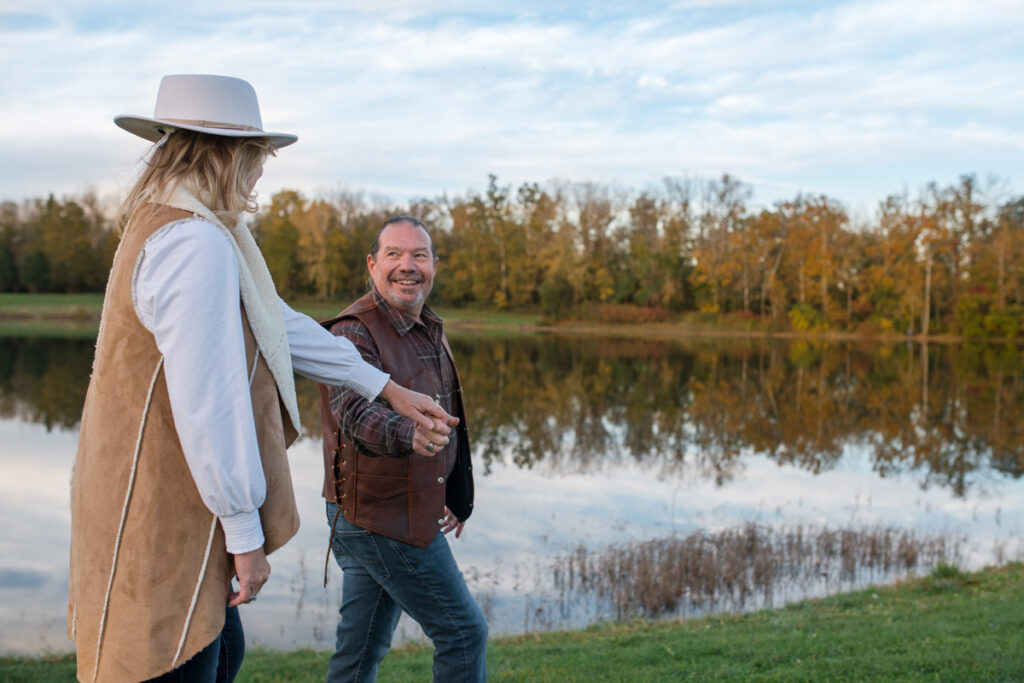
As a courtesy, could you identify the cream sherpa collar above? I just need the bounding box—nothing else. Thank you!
[157,183,301,435]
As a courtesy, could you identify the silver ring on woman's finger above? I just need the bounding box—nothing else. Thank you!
[426,441,435,452]
[248,595,258,603]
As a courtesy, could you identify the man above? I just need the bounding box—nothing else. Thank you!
[318,216,487,682]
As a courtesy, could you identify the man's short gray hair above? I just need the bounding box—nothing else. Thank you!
[369,215,436,260]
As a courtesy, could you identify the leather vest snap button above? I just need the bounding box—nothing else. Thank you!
[437,476,444,484]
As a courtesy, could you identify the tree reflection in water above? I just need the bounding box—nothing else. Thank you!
[3,331,1023,649]
[3,332,1023,496]
[0,335,93,431]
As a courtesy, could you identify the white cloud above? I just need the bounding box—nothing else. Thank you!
[1,0,1022,208]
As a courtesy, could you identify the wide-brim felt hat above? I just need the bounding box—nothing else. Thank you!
[114,74,298,148]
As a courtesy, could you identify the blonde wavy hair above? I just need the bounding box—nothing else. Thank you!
[118,129,275,231]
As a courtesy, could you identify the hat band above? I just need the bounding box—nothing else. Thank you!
[163,117,263,133]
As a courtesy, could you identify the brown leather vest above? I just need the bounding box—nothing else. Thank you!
[68,205,300,682]
[318,292,474,547]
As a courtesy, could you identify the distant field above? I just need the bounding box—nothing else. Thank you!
[0,320,99,338]
[2,293,1004,343]
[0,293,542,330]
[0,293,105,318]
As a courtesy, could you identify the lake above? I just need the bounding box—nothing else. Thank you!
[1,330,1022,656]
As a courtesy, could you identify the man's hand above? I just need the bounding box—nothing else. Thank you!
[228,547,270,607]
[413,421,454,457]
[440,506,466,538]
[380,380,459,435]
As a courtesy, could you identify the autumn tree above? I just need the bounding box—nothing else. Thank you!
[253,190,306,296]
[515,182,561,309]
[657,177,695,311]
[572,182,622,304]
[861,194,926,334]
[618,192,662,305]
[748,209,786,321]
[929,176,985,334]
[0,201,18,291]
[691,174,751,312]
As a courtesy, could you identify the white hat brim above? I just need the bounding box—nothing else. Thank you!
[114,114,298,149]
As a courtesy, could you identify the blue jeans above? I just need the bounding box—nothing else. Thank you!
[325,501,488,683]
[146,604,244,682]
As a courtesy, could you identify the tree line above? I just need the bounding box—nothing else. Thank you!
[0,194,117,294]
[3,173,1023,337]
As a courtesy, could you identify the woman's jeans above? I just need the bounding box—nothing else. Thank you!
[325,501,488,683]
[145,604,244,682]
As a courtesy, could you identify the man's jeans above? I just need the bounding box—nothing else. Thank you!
[325,501,488,683]
[146,604,244,682]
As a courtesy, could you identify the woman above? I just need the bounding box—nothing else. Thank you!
[68,74,454,682]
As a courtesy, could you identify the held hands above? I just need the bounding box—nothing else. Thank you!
[413,419,455,457]
[228,547,271,607]
[380,380,459,458]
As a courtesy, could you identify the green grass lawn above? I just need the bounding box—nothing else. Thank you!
[0,294,103,336]
[0,291,728,337]
[0,293,770,342]
[5,563,1022,681]
[0,294,765,342]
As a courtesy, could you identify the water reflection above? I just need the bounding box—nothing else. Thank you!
[288,334,1021,496]
[1,331,1023,654]
[0,335,93,431]
[4,333,1023,496]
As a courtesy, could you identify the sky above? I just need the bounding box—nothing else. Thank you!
[2,0,1023,216]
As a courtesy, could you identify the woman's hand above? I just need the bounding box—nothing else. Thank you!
[228,547,270,607]
[380,380,459,446]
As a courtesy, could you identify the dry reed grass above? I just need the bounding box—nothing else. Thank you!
[552,523,962,620]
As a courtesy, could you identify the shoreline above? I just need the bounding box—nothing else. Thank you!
[2,293,1019,345]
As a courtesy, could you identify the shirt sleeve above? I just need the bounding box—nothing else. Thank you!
[133,218,265,554]
[326,318,416,457]
[280,299,389,400]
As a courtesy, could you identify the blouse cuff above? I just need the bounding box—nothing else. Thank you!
[351,364,390,401]
[219,510,265,554]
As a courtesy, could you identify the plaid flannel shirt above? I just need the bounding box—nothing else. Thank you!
[327,290,458,460]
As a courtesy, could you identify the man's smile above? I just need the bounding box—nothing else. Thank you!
[392,276,423,285]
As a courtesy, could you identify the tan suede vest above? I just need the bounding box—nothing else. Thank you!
[67,205,300,682]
